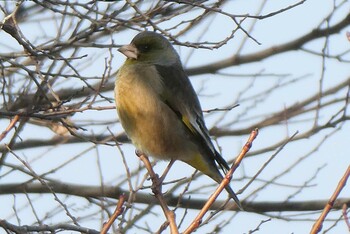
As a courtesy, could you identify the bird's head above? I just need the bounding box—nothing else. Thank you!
[118,31,180,66]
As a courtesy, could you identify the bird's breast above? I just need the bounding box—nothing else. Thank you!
[115,64,195,160]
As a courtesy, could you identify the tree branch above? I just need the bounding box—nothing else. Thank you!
[0,182,348,212]
[187,12,350,75]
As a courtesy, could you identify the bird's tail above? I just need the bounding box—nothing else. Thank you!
[184,154,243,210]
[224,182,243,210]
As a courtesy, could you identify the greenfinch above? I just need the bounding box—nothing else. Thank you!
[115,31,242,210]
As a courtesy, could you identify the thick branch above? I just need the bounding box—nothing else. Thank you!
[0,220,100,234]
[187,12,350,75]
[0,182,348,212]
[0,133,129,153]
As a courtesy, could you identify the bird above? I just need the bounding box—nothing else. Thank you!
[114,31,242,210]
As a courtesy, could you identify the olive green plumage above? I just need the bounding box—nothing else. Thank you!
[115,31,242,210]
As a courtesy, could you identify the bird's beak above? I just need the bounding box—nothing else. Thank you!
[118,44,138,60]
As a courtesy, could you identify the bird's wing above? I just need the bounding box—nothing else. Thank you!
[155,63,230,172]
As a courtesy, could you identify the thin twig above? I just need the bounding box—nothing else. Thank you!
[0,115,20,142]
[310,165,350,233]
[183,128,259,234]
[342,204,350,231]
[137,152,179,234]
[101,194,126,234]
[159,159,176,182]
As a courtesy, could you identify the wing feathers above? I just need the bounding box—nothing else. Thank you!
[155,64,230,172]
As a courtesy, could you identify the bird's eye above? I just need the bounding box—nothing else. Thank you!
[139,44,150,52]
